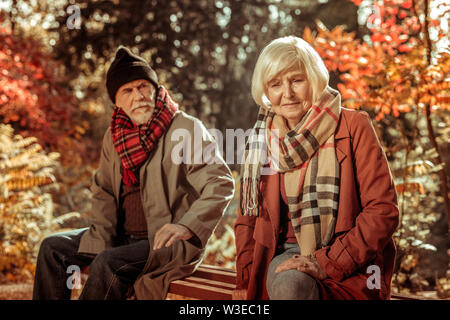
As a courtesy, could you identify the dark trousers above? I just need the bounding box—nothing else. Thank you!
[32,228,149,300]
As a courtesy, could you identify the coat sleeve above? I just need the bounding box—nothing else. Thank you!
[234,209,257,290]
[78,130,118,255]
[315,111,399,281]
[176,118,235,248]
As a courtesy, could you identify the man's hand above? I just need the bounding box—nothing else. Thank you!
[153,223,194,250]
[275,253,327,280]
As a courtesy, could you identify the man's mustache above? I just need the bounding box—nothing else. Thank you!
[131,101,153,112]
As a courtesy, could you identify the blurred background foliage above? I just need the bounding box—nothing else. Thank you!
[0,0,448,298]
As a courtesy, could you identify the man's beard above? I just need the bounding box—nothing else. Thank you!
[128,101,154,125]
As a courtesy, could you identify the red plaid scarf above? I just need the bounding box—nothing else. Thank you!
[111,86,178,186]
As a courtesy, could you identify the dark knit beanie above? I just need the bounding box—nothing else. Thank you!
[106,46,159,103]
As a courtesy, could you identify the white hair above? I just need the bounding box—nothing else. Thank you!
[251,36,329,109]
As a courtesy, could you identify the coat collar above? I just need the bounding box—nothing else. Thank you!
[335,110,350,140]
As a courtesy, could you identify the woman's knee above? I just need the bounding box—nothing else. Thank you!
[267,270,319,300]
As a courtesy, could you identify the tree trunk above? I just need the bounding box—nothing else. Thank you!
[423,0,450,231]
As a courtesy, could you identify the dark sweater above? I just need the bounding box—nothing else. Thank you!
[120,184,148,238]
[279,173,297,244]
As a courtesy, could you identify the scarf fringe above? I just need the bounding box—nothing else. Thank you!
[240,177,260,216]
[122,168,138,187]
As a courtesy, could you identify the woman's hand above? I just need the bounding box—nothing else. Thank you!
[275,254,328,280]
[232,289,248,300]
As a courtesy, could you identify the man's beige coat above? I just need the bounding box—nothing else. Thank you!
[77,111,235,299]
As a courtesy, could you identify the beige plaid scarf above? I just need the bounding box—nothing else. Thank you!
[240,86,341,256]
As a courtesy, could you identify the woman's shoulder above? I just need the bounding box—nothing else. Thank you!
[339,107,373,132]
[340,107,370,121]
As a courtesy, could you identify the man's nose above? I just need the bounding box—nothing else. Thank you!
[131,87,145,99]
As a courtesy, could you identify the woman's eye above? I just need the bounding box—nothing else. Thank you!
[270,83,280,87]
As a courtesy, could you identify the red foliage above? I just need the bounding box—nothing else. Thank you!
[0,13,92,166]
[305,0,449,120]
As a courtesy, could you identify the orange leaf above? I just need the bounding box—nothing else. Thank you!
[302,27,314,45]
[401,0,413,9]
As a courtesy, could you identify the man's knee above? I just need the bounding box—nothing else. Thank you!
[267,270,319,300]
[39,234,68,256]
[88,250,113,275]
[38,229,85,256]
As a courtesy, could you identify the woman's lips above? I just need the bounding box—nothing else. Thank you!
[282,102,300,108]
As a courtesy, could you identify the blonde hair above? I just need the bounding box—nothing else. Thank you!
[251,36,329,109]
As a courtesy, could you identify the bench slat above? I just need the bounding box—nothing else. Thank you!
[193,266,236,284]
[169,279,233,300]
[179,276,236,290]
[390,292,430,300]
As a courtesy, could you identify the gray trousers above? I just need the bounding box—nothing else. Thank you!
[266,243,320,300]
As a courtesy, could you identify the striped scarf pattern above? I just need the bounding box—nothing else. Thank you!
[240,86,341,256]
[111,86,178,186]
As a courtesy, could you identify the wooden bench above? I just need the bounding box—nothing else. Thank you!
[168,264,236,299]
[77,264,426,300]
[168,265,429,300]
[75,264,236,300]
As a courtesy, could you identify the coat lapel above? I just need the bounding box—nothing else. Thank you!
[261,172,280,240]
[334,111,350,164]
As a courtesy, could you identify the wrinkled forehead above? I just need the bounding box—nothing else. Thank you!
[120,79,152,90]
[264,59,306,87]
[268,67,306,83]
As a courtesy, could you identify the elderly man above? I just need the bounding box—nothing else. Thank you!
[32,46,235,300]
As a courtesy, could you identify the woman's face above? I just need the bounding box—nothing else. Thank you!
[265,67,311,129]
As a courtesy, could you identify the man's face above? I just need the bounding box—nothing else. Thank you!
[115,79,156,125]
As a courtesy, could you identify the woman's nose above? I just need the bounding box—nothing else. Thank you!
[282,83,294,98]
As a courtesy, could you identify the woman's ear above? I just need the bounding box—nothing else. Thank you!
[262,94,272,110]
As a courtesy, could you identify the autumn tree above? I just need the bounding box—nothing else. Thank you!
[301,0,449,296]
[303,0,449,230]
[0,124,60,283]
[0,12,96,166]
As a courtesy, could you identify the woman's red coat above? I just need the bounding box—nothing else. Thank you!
[234,108,399,300]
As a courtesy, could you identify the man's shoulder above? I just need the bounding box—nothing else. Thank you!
[99,125,113,150]
[169,110,207,132]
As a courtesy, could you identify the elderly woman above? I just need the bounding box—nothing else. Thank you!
[233,36,399,300]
